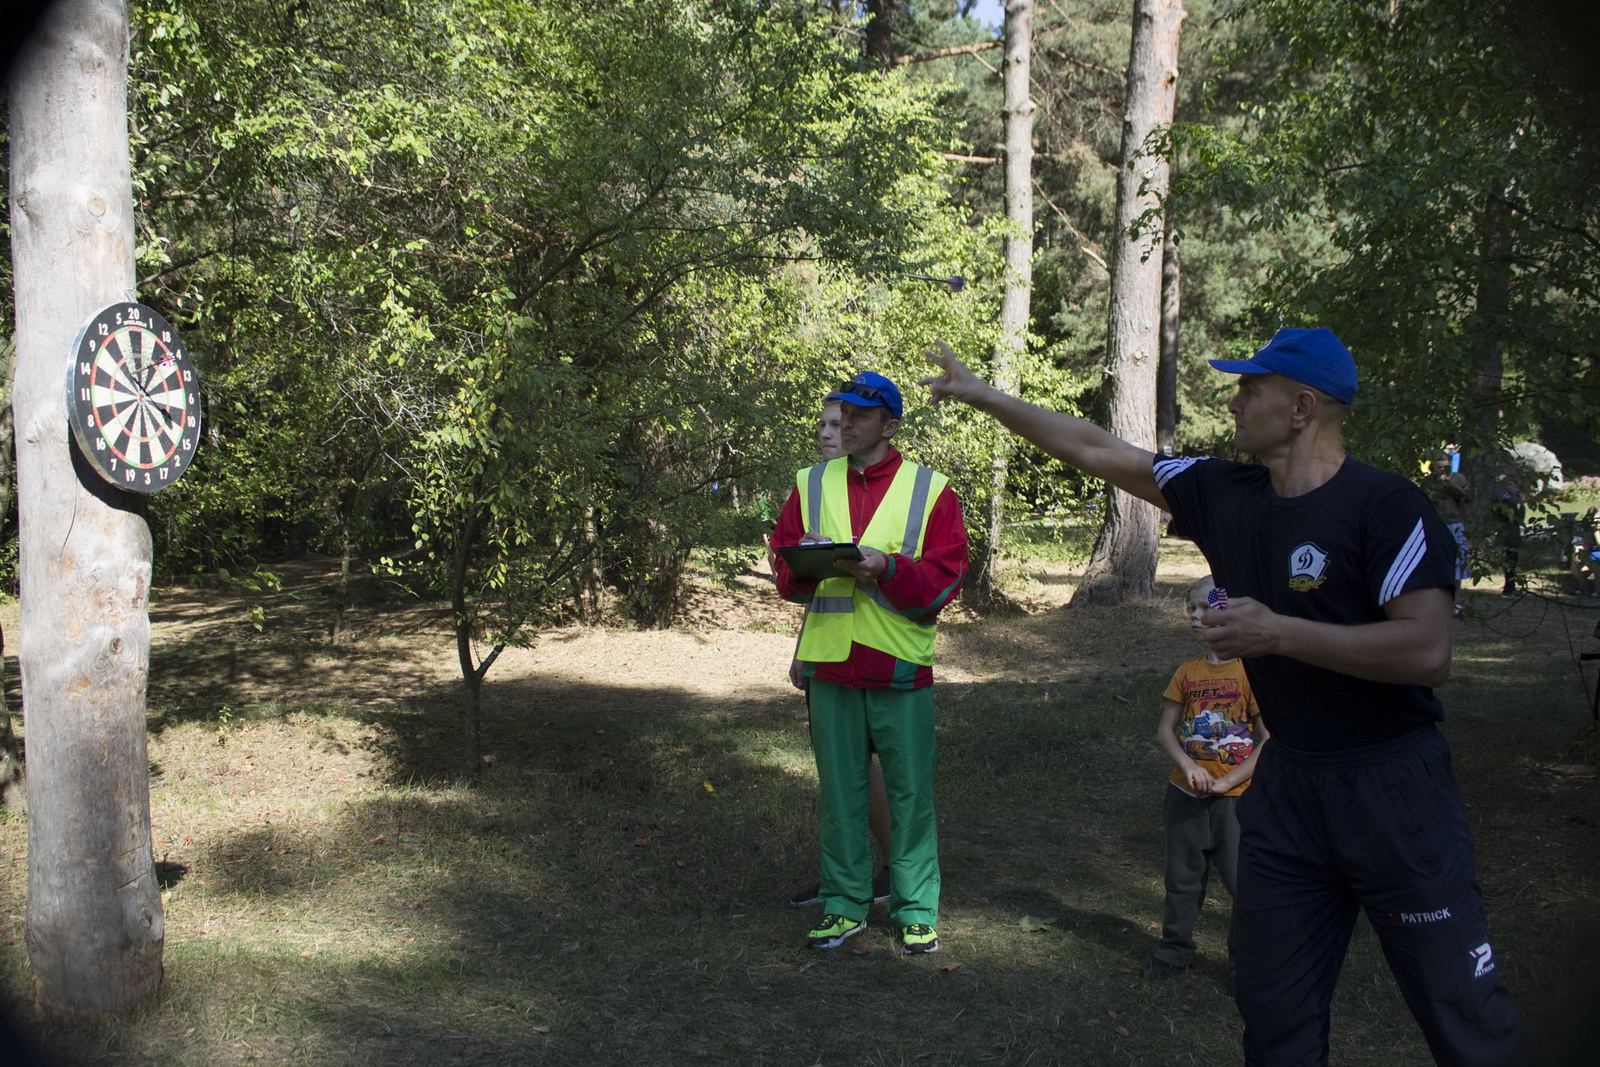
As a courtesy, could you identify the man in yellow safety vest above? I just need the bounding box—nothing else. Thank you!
[770,371,968,955]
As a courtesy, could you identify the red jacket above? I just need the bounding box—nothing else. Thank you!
[772,448,967,690]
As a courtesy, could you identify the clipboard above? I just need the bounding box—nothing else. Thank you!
[777,541,863,581]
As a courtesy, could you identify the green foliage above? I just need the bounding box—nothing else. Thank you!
[1167,0,1600,472]
[0,533,16,598]
[16,0,1592,624]
[119,0,1002,681]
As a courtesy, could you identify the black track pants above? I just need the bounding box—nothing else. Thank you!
[1234,727,1527,1067]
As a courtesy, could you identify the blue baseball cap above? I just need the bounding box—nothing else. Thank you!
[827,371,903,419]
[1208,327,1358,405]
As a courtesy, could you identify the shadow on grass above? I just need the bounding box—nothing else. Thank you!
[145,632,451,736]
[24,656,1233,1065]
[11,567,1600,1065]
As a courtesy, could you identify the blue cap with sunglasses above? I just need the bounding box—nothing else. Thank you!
[1208,327,1358,405]
[827,372,903,419]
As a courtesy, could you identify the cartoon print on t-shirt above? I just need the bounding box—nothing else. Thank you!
[1178,699,1254,767]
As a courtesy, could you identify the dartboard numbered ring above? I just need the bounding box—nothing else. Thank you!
[67,301,202,492]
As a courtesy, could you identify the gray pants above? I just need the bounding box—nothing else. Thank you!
[1154,784,1240,966]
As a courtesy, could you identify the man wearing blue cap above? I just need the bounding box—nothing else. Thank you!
[770,371,968,955]
[925,331,1525,1065]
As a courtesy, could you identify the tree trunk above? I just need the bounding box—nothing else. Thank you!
[1073,0,1185,606]
[608,514,687,629]
[1156,233,1180,456]
[9,0,164,1016]
[1461,187,1515,557]
[450,505,485,779]
[0,341,15,541]
[334,511,354,643]
[330,448,380,643]
[567,503,604,622]
[864,1,898,70]
[970,0,1033,611]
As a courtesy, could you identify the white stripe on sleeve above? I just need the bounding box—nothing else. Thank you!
[1152,455,1203,490]
[1379,518,1429,604]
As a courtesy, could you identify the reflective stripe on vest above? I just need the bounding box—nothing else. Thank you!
[795,458,947,665]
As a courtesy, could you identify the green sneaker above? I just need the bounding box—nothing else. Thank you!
[901,923,939,954]
[806,914,866,949]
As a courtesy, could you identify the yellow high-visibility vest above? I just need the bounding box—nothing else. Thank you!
[795,457,947,665]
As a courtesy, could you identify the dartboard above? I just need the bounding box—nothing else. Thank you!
[67,301,202,492]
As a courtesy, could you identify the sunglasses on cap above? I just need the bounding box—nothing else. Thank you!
[835,380,889,402]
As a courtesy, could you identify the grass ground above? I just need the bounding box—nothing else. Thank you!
[1,536,1598,1066]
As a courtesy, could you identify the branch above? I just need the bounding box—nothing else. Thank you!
[139,248,226,287]
[1041,47,1121,79]
[1034,180,1109,273]
[476,641,506,680]
[1499,193,1600,254]
[894,40,1002,65]
[943,152,1001,164]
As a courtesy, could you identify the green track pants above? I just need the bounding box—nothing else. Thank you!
[809,680,939,927]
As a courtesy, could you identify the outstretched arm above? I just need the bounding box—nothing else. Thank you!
[921,340,1165,508]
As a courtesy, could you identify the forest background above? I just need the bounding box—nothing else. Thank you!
[3,0,1597,691]
[2,0,1600,1062]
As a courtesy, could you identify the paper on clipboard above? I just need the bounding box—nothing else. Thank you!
[777,541,864,581]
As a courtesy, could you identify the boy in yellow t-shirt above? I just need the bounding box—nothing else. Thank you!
[1144,575,1268,982]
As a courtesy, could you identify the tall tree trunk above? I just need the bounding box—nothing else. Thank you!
[865,1,898,69]
[9,0,164,1016]
[450,503,486,779]
[1462,187,1515,560]
[1461,124,1521,544]
[330,447,380,643]
[1156,233,1180,456]
[571,503,604,622]
[1073,0,1185,606]
[334,509,354,643]
[969,0,1033,611]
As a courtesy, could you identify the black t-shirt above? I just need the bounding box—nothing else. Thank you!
[1154,454,1455,752]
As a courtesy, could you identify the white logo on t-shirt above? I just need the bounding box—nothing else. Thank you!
[1288,541,1329,591]
[1471,942,1495,978]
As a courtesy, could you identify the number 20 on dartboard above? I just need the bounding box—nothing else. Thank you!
[66,302,202,492]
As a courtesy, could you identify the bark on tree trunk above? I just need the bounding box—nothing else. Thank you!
[864,1,898,70]
[334,515,353,644]
[450,504,485,779]
[970,0,1033,611]
[1156,234,1180,457]
[1073,0,1185,606]
[330,448,380,643]
[9,0,164,1016]
[1462,188,1514,547]
[571,504,604,622]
